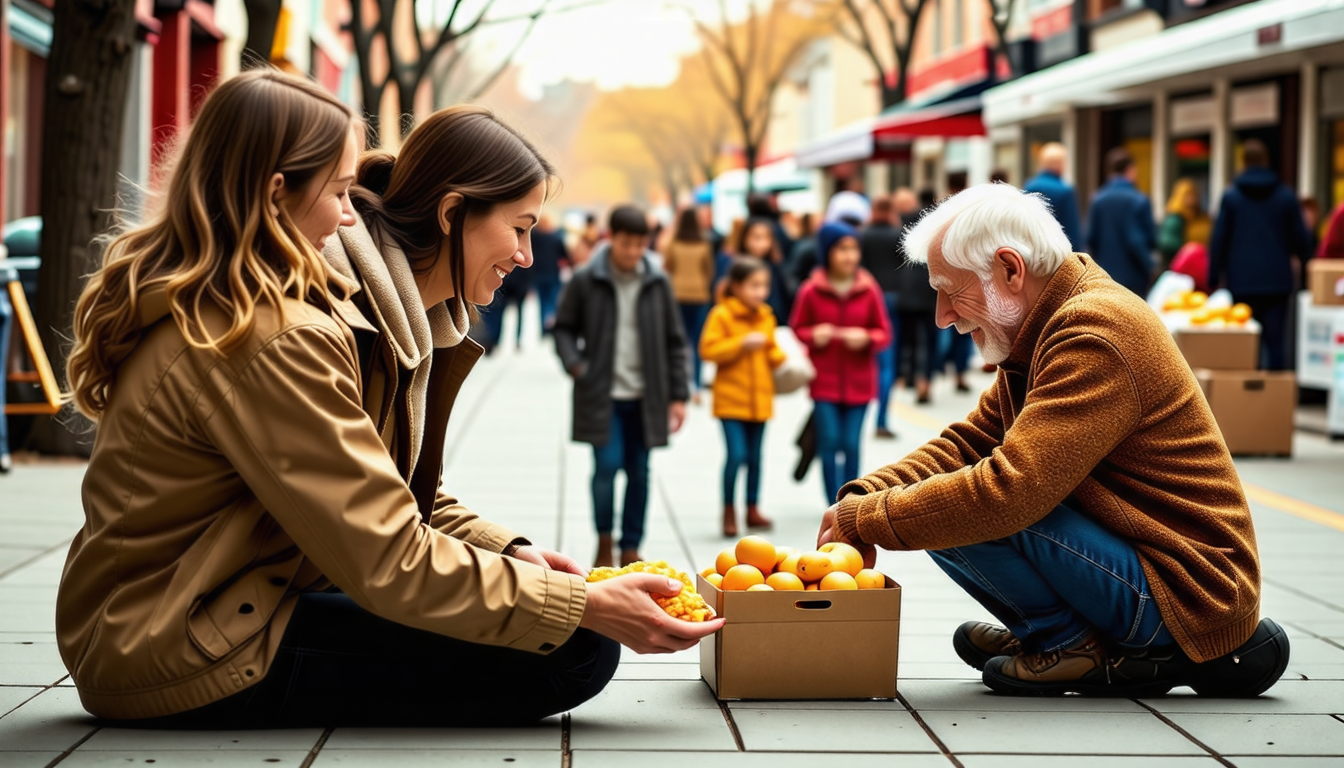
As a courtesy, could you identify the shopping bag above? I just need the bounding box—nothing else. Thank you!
[772,326,815,395]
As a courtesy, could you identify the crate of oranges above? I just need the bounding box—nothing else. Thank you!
[697,536,901,700]
[1159,290,1261,371]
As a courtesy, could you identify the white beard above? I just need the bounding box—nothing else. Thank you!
[974,280,1025,366]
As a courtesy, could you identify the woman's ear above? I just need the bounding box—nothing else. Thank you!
[268,173,286,218]
[438,192,464,236]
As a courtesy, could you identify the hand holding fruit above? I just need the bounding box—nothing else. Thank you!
[816,503,877,569]
[580,567,724,654]
[741,332,768,351]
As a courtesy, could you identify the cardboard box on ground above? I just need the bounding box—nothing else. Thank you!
[1174,328,1260,370]
[1195,369,1296,456]
[697,574,902,700]
[1308,259,1344,307]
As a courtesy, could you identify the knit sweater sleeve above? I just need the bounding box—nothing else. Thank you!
[834,328,1142,551]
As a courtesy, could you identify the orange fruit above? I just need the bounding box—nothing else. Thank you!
[773,546,797,570]
[721,564,765,591]
[1229,303,1252,324]
[819,571,858,590]
[705,572,724,589]
[1185,291,1208,309]
[797,551,836,583]
[715,549,738,576]
[1190,307,1214,325]
[777,552,803,577]
[854,569,885,590]
[700,566,716,578]
[1162,294,1185,312]
[746,584,774,592]
[765,572,805,591]
[820,542,864,576]
[804,583,820,591]
[735,536,777,574]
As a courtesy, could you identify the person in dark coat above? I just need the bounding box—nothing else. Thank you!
[860,193,904,439]
[1208,139,1312,370]
[530,215,569,335]
[554,205,690,568]
[1024,142,1083,251]
[1086,148,1157,297]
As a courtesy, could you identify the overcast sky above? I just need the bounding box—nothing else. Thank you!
[433,0,767,98]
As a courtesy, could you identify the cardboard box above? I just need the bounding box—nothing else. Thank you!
[1309,259,1344,307]
[1175,328,1260,370]
[1195,369,1296,456]
[697,574,901,700]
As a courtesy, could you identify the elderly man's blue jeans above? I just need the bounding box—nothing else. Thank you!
[928,504,1175,653]
[592,400,650,551]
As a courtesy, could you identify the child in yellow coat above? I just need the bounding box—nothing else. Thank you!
[700,257,787,537]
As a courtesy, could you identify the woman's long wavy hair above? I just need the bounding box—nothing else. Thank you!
[350,104,557,321]
[68,70,358,418]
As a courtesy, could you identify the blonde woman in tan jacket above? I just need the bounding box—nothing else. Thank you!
[58,71,721,729]
[662,208,716,399]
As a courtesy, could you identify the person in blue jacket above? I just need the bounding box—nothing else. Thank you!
[1086,148,1157,297]
[1208,139,1311,370]
[1024,142,1083,251]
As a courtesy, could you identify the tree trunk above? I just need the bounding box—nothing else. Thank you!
[240,0,283,70]
[743,144,759,195]
[361,72,386,148]
[32,0,138,455]
[396,75,419,140]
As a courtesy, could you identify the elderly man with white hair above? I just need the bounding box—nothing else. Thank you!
[817,183,1288,698]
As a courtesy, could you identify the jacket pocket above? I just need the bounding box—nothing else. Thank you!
[186,555,303,661]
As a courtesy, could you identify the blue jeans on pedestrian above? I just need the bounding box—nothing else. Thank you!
[592,400,650,551]
[721,419,765,505]
[813,400,867,502]
[875,292,900,430]
[536,278,562,335]
[678,303,708,390]
[938,327,973,374]
[0,282,12,458]
[928,504,1175,653]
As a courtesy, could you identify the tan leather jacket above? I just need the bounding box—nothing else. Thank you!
[57,234,586,720]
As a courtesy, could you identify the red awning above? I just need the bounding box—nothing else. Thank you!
[873,96,985,143]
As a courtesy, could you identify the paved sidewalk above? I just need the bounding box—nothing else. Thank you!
[2,303,1344,767]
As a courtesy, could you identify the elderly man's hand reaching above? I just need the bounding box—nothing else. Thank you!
[816,502,877,569]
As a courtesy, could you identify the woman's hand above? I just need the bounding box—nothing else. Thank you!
[579,574,725,654]
[741,332,767,351]
[812,323,835,348]
[509,545,586,577]
[669,401,687,434]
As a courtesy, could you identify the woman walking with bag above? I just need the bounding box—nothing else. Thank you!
[701,257,786,537]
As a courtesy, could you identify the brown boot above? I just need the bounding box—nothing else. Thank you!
[619,548,641,567]
[953,621,1022,671]
[983,633,1120,696]
[593,534,614,568]
[722,505,738,538]
[915,378,931,404]
[745,504,773,530]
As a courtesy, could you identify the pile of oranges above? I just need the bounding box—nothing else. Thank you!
[701,536,887,592]
[1161,290,1252,328]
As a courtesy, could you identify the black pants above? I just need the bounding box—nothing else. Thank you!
[1234,293,1291,370]
[112,592,620,729]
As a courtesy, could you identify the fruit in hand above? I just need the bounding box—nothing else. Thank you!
[819,542,864,576]
[587,560,715,622]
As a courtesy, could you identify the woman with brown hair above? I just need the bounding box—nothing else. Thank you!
[58,71,720,730]
[662,207,715,400]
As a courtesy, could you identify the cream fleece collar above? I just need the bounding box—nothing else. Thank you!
[323,215,471,477]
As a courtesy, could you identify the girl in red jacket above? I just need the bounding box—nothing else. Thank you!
[790,222,892,502]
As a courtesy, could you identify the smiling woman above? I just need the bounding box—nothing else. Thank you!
[57,76,721,732]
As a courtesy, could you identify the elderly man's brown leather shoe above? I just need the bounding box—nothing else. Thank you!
[953,621,1021,671]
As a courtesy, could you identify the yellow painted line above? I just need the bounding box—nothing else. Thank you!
[890,401,951,432]
[1242,482,1344,534]
[892,403,1344,534]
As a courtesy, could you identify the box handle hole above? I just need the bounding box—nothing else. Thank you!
[794,600,833,610]
[1243,380,1265,391]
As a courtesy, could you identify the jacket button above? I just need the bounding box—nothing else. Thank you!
[239,603,255,615]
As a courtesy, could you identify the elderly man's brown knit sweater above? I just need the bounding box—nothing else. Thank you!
[834,254,1260,663]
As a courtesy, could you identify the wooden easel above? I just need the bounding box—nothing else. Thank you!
[4,279,61,415]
